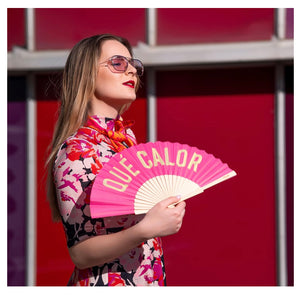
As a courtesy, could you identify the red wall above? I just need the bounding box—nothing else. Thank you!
[157,8,274,45]
[7,8,26,51]
[36,100,74,285]
[35,8,146,50]
[157,67,276,285]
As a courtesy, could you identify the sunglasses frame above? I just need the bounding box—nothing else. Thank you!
[99,55,144,77]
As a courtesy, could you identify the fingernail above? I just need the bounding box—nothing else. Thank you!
[176,195,181,200]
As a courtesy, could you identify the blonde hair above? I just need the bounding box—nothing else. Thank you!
[46,34,137,221]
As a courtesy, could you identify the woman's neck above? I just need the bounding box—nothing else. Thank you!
[89,98,121,119]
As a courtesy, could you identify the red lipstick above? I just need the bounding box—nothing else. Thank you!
[123,80,135,88]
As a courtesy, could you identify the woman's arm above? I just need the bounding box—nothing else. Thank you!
[69,196,186,269]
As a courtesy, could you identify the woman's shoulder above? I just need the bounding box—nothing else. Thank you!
[53,132,103,192]
[54,127,115,173]
[55,133,95,164]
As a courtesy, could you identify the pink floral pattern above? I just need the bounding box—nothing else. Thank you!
[53,116,166,286]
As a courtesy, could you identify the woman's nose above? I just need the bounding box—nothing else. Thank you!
[126,62,137,76]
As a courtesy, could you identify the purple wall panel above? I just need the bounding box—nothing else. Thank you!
[286,8,294,39]
[7,102,27,285]
[285,65,294,286]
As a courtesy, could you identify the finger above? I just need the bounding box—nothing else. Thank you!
[175,202,186,218]
[175,200,186,209]
[180,208,186,219]
[160,196,181,207]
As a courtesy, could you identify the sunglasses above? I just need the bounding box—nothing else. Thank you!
[100,55,144,77]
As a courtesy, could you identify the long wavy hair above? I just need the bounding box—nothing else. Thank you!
[46,34,138,221]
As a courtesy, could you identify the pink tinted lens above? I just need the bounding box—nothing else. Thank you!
[131,60,144,76]
[111,57,127,72]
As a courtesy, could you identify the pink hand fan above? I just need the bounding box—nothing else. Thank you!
[90,141,236,218]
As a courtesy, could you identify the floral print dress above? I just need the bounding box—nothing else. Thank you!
[53,115,166,286]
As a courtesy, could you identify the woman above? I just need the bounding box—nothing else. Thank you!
[46,34,186,286]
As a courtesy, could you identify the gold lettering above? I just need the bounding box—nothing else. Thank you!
[137,151,153,168]
[187,153,202,172]
[110,167,132,182]
[152,148,165,166]
[164,147,175,166]
[119,157,140,176]
[103,179,128,192]
[176,150,187,167]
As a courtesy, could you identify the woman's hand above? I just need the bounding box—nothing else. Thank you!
[137,196,186,240]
